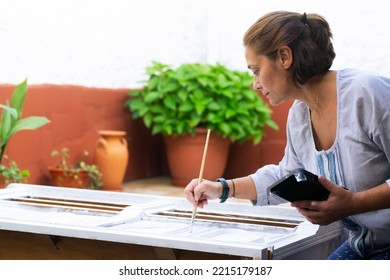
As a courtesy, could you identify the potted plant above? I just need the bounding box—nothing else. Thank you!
[125,61,278,186]
[48,147,103,190]
[0,79,50,188]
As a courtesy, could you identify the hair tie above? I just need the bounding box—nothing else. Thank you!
[302,12,309,27]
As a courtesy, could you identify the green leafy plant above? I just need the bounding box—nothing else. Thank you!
[126,61,278,144]
[0,156,30,184]
[50,147,103,190]
[0,79,49,184]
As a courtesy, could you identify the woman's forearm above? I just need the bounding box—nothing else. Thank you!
[351,182,390,215]
[227,176,258,201]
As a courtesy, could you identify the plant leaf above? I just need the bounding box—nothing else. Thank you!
[0,102,16,143]
[11,79,28,118]
[9,116,50,135]
[0,104,17,118]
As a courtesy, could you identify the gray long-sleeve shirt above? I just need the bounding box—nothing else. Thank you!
[250,68,390,257]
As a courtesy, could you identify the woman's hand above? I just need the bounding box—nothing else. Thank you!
[184,179,222,208]
[290,176,354,225]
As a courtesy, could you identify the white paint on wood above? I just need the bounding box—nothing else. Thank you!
[0,183,342,259]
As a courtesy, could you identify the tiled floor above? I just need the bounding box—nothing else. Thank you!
[121,177,250,204]
[122,177,185,197]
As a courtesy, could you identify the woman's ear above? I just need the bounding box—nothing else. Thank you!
[277,45,293,69]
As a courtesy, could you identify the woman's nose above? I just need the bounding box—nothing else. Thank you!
[253,81,262,91]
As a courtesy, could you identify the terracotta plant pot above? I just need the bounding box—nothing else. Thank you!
[95,130,129,191]
[164,128,230,187]
[48,167,91,189]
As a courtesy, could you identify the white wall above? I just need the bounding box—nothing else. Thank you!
[1,0,389,88]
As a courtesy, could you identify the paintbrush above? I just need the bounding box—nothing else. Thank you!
[189,129,211,233]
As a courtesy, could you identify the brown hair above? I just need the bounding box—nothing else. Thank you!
[243,11,336,85]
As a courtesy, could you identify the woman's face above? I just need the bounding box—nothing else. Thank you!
[245,45,292,106]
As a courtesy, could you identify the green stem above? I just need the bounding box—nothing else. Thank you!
[0,144,6,165]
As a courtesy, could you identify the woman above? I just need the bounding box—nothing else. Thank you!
[184,11,390,260]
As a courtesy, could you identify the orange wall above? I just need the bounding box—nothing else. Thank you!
[0,84,291,185]
[0,84,167,185]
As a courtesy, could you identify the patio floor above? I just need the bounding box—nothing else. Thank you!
[122,177,184,197]
[121,177,250,204]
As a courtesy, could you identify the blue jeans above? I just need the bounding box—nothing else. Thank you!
[328,240,390,260]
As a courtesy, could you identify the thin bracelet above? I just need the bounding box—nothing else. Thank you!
[230,179,236,198]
